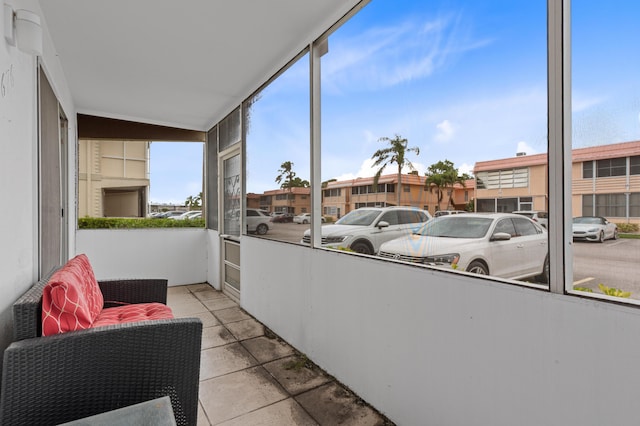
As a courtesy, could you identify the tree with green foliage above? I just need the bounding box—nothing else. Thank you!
[424,160,471,211]
[371,134,420,206]
[185,192,202,208]
[275,161,297,212]
[282,177,310,188]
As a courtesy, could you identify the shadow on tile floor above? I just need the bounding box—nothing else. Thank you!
[168,283,395,426]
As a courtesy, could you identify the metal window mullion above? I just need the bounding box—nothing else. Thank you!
[548,0,572,294]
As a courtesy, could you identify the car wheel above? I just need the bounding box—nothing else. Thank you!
[598,230,604,243]
[303,219,309,224]
[350,241,373,255]
[613,229,619,240]
[466,261,488,275]
[256,223,268,235]
[536,256,550,284]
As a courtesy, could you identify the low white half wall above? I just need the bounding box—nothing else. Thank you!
[242,236,640,426]
[76,229,208,286]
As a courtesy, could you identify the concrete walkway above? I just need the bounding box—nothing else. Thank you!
[168,284,393,426]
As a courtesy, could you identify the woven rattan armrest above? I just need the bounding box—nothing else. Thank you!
[0,318,202,426]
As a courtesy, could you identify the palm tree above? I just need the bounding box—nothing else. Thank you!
[275,161,297,212]
[424,160,470,211]
[185,192,203,209]
[371,134,420,206]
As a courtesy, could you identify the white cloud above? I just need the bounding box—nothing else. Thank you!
[572,94,606,112]
[333,157,429,182]
[458,162,474,176]
[322,12,493,94]
[516,141,537,155]
[435,119,455,142]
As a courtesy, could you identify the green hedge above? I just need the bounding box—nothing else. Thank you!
[616,222,639,233]
[78,217,205,229]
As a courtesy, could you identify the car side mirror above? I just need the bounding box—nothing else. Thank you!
[377,220,390,229]
[490,232,511,241]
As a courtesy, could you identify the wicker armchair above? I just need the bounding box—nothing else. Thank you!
[0,268,203,426]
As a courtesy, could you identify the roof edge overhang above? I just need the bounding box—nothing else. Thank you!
[77,114,206,142]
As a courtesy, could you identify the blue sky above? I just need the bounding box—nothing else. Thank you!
[151,0,640,201]
[149,142,203,205]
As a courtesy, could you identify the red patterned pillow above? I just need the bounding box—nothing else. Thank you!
[42,254,104,336]
[92,303,174,328]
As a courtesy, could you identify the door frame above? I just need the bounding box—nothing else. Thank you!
[219,147,242,302]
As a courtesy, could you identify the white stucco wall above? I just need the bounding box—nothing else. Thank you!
[0,0,75,354]
[242,236,640,426]
[76,229,208,286]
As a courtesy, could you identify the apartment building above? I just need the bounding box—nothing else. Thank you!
[78,139,150,218]
[474,140,640,223]
[322,173,472,219]
[259,187,311,214]
[248,173,472,219]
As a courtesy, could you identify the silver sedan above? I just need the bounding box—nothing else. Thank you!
[572,216,618,242]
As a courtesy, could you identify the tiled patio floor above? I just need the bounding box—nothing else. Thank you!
[168,283,394,426]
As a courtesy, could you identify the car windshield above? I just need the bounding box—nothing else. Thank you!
[573,217,603,225]
[336,209,381,226]
[415,217,493,238]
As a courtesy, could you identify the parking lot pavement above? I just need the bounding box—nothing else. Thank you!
[572,238,640,299]
[262,222,314,244]
[256,223,640,300]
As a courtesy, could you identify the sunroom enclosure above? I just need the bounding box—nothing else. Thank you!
[3,1,640,425]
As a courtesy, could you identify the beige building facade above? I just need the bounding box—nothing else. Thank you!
[78,139,150,217]
[248,173,472,220]
[474,140,640,223]
[322,173,472,219]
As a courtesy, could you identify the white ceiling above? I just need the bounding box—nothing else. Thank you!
[38,0,362,131]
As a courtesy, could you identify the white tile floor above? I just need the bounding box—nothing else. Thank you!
[167,284,393,426]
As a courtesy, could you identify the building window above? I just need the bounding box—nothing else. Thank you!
[519,197,533,211]
[596,158,626,177]
[583,193,627,218]
[324,206,338,216]
[582,194,594,216]
[476,168,528,189]
[596,193,626,217]
[630,193,640,217]
[583,161,593,179]
[630,156,640,175]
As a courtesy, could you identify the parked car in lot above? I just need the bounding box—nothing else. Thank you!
[513,210,548,229]
[270,213,294,223]
[434,210,467,217]
[246,208,271,235]
[301,206,431,255]
[378,213,549,282]
[171,210,202,220]
[293,213,326,224]
[572,216,618,242]
[153,210,185,219]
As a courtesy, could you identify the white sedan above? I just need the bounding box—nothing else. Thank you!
[378,213,549,282]
[572,216,618,242]
[293,213,325,224]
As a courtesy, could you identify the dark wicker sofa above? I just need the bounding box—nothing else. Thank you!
[0,268,203,426]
